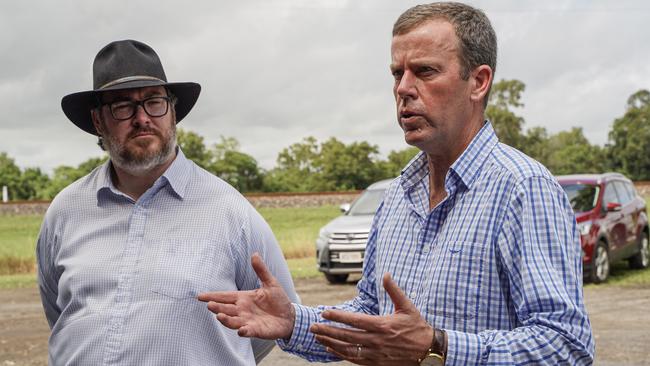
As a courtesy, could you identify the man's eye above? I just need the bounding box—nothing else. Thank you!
[112,102,132,111]
[146,99,163,107]
[418,67,437,75]
[392,70,403,80]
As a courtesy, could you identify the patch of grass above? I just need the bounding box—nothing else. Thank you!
[286,257,322,279]
[585,261,650,288]
[0,273,37,289]
[258,205,341,259]
[0,215,43,275]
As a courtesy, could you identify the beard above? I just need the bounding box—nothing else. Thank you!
[103,123,177,176]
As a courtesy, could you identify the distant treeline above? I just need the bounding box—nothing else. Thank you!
[1,80,649,200]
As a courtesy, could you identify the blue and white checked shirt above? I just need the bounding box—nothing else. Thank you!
[37,149,298,365]
[280,122,594,365]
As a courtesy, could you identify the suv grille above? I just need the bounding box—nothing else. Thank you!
[328,232,369,244]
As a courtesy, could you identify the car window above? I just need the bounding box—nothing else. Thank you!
[603,183,620,206]
[347,189,385,216]
[624,182,638,200]
[613,181,632,204]
[561,183,599,212]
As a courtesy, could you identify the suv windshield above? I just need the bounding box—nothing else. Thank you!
[561,183,600,212]
[348,189,385,216]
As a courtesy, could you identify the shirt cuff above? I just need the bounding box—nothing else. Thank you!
[276,303,320,353]
[444,328,483,365]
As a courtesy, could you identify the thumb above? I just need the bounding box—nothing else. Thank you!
[251,253,277,287]
[383,273,417,313]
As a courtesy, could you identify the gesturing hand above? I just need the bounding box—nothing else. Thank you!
[197,253,295,340]
[309,273,433,366]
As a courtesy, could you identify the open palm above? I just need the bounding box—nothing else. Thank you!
[198,253,295,340]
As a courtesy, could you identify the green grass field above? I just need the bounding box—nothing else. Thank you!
[0,215,43,275]
[257,205,340,259]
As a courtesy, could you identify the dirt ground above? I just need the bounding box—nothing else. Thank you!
[1,275,649,366]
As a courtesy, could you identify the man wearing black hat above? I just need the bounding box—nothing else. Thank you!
[36,39,298,365]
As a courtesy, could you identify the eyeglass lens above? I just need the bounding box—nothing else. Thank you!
[110,97,169,120]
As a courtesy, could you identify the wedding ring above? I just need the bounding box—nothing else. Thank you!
[356,344,362,358]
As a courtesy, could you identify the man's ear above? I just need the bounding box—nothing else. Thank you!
[91,109,104,136]
[469,64,493,105]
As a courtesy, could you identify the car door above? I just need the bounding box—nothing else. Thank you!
[612,181,637,251]
[601,182,627,258]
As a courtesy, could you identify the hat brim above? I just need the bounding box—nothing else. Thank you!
[61,79,201,135]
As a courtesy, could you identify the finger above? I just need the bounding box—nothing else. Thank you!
[382,273,416,313]
[215,313,245,330]
[197,291,241,303]
[316,335,375,366]
[315,334,358,356]
[238,325,255,338]
[206,302,239,317]
[320,310,384,333]
[251,253,278,287]
[310,323,371,345]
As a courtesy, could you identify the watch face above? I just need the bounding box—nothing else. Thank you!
[420,354,444,366]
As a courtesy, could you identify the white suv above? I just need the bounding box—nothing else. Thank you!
[316,179,392,283]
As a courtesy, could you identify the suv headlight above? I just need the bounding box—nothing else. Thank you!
[318,228,331,240]
[577,221,592,236]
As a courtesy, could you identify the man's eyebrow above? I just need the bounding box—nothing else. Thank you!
[142,91,166,98]
[102,91,165,103]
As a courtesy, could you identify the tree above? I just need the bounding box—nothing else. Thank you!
[0,152,23,201]
[18,167,51,200]
[264,137,384,192]
[545,128,605,175]
[264,137,319,192]
[377,146,420,177]
[208,136,263,192]
[314,138,383,191]
[177,128,211,169]
[520,127,551,167]
[486,79,526,149]
[41,156,108,199]
[607,89,650,180]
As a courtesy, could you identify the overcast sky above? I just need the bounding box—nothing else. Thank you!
[1,0,649,173]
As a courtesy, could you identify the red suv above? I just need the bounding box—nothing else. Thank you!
[557,173,649,283]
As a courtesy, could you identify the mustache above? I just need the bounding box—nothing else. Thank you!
[128,127,160,139]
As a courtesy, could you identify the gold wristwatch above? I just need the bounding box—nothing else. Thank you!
[418,328,446,366]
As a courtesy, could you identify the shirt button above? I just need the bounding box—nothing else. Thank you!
[423,247,430,253]
[410,292,417,299]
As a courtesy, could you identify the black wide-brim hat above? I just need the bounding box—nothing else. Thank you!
[61,39,201,136]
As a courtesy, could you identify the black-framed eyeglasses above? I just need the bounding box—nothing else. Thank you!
[101,96,172,120]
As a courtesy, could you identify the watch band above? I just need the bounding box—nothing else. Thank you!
[418,328,447,366]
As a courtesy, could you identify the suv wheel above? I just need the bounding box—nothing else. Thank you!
[325,273,349,284]
[590,242,610,283]
[629,230,649,269]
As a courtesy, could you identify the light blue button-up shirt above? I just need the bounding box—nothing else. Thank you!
[280,122,594,365]
[37,149,298,365]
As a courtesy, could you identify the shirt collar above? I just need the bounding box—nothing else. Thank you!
[400,120,498,193]
[161,148,191,199]
[96,147,192,203]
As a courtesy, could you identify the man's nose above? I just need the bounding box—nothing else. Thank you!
[132,104,151,125]
[395,72,417,100]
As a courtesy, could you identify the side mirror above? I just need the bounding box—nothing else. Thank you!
[606,202,622,212]
[339,203,351,213]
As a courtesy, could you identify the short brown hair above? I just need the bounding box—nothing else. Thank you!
[393,2,497,105]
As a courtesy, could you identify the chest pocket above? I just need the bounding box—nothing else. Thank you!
[151,239,215,300]
[424,240,485,320]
